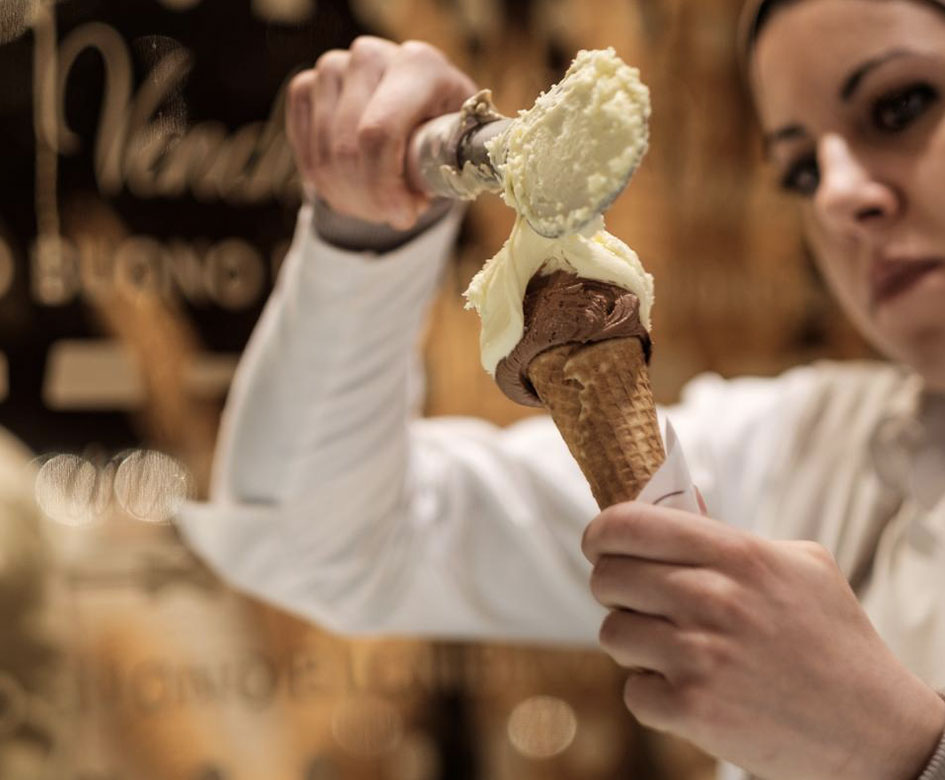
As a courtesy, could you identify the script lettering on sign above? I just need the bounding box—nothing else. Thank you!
[45,22,300,204]
[27,8,302,309]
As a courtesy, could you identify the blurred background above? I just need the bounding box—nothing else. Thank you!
[0,0,872,778]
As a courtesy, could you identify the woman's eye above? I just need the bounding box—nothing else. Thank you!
[873,83,938,132]
[780,155,819,197]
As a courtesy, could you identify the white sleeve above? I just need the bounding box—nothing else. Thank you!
[660,366,820,531]
[176,204,606,646]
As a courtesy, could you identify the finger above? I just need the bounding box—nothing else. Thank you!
[359,41,476,225]
[366,40,477,145]
[334,37,396,139]
[622,669,680,732]
[286,70,315,182]
[330,38,395,213]
[590,554,747,630]
[311,49,347,198]
[582,501,750,568]
[598,609,680,677]
[590,555,696,619]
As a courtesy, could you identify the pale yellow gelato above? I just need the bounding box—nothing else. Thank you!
[487,47,650,238]
[465,47,654,377]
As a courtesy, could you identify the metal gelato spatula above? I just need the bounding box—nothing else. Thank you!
[405,84,648,238]
[404,90,510,206]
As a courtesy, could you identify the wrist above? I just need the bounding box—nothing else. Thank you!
[917,694,945,780]
[312,196,453,253]
[867,683,945,780]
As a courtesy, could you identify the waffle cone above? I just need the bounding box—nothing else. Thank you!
[527,337,664,509]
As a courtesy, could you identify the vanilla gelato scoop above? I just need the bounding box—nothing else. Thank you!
[464,47,654,379]
[487,47,651,238]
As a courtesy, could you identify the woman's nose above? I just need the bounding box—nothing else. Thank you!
[814,134,899,237]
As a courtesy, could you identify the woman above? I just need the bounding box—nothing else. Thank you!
[179,1,945,777]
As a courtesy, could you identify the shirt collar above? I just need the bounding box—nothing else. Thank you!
[870,370,945,510]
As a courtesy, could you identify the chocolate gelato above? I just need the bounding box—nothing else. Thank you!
[495,270,651,407]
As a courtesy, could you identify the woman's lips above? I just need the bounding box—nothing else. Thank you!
[870,257,945,308]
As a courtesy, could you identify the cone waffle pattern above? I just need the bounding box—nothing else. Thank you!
[527,337,665,509]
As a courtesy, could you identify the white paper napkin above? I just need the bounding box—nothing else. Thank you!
[637,420,703,514]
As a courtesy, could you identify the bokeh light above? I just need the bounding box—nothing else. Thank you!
[34,454,102,527]
[507,695,578,760]
[113,449,193,523]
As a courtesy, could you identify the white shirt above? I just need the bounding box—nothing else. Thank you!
[177,204,945,689]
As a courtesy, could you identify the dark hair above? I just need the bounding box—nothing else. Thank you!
[739,0,945,76]
[743,0,802,51]
[737,0,801,78]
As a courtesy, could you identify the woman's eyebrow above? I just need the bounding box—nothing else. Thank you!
[763,123,807,153]
[764,48,922,151]
[840,48,913,101]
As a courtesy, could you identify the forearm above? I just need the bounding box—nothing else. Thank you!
[851,679,945,780]
[917,693,945,780]
[177,203,462,628]
[211,202,459,506]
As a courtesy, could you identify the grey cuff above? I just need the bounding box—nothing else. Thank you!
[918,694,945,780]
[312,197,454,254]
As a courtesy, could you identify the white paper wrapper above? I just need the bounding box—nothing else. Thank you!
[637,419,703,514]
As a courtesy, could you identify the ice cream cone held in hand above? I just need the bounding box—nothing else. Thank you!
[463,48,664,508]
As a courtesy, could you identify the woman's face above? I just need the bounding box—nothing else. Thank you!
[752,0,945,388]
